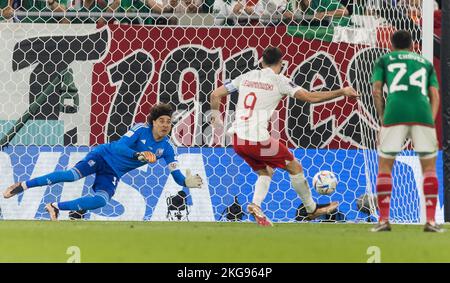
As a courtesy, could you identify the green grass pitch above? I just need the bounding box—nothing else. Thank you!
[0,221,449,263]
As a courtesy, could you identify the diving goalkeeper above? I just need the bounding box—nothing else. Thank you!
[3,103,203,220]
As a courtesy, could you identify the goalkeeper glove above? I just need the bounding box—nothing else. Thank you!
[135,151,157,163]
[184,169,203,188]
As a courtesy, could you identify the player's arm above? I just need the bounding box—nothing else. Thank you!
[293,87,358,104]
[111,124,143,159]
[428,66,440,121]
[1,0,15,19]
[372,81,385,123]
[279,76,358,103]
[210,78,240,127]
[428,86,439,121]
[47,0,67,12]
[164,144,203,188]
[371,57,385,124]
[314,5,349,20]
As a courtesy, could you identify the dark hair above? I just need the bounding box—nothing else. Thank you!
[262,47,283,66]
[391,30,412,50]
[149,103,173,123]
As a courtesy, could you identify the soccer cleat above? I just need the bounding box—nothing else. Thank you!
[3,182,25,199]
[424,222,445,233]
[69,210,87,220]
[306,201,339,220]
[370,221,392,232]
[247,203,273,227]
[45,203,60,221]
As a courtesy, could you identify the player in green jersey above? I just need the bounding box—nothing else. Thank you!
[371,30,442,232]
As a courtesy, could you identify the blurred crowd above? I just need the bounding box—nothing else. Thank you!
[0,0,442,26]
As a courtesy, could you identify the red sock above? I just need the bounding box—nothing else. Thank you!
[423,171,438,223]
[376,173,392,222]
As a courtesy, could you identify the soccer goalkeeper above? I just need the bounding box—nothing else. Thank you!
[3,103,203,220]
[371,30,442,232]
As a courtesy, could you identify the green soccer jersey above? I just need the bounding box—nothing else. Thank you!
[371,50,440,127]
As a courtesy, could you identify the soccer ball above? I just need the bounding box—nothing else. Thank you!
[312,170,338,195]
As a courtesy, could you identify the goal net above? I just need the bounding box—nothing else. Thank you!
[0,0,442,223]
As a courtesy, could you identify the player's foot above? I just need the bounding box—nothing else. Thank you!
[247,203,273,227]
[370,221,391,232]
[306,201,339,220]
[69,210,87,220]
[424,222,445,233]
[3,182,25,199]
[45,203,60,221]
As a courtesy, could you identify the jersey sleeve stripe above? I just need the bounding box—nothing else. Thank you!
[131,123,148,131]
[224,79,238,94]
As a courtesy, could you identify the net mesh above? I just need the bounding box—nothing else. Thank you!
[0,0,436,223]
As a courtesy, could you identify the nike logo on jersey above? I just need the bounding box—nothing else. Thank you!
[141,140,146,144]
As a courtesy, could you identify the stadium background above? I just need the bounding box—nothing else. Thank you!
[0,1,445,223]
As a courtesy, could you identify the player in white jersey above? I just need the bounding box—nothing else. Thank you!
[210,46,359,226]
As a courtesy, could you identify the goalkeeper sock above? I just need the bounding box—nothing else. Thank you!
[423,171,439,223]
[376,173,392,222]
[252,175,271,207]
[26,169,81,188]
[290,173,316,213]
[58,192,108,211]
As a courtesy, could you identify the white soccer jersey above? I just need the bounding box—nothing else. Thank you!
[224,68,303,142]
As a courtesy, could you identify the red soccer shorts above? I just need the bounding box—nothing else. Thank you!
[232,134,295,171]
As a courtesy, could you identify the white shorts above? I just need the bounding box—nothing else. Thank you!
[378,125,438,159]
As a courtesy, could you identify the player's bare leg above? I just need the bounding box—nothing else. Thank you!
[285,159,339,220]
[420,156,444,232]
[371,156,395,232]
[247,167,274,227]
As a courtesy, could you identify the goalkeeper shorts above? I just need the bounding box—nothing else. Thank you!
[378,124,438,159]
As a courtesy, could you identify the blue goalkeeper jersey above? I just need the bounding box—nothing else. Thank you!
[93,123,179,178]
